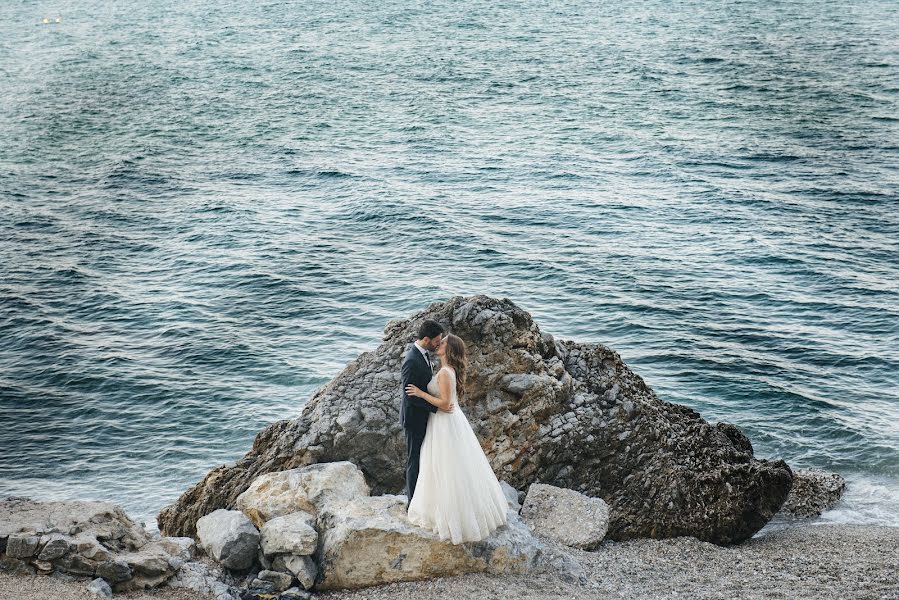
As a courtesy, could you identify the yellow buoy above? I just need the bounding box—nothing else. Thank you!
[42,18,50,24]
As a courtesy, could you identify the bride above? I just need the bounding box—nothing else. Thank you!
[404,333,508,544]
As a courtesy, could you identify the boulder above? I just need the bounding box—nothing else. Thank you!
[779,468,846,518]
[520,483,609,549]
[259,512,317,557]
[6,533,40,558]
[196,509,259,570]
[316,494,541,590]
[235,461,370,528]
[158,296,793,545]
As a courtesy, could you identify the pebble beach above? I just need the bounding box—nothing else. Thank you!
[4,523,896,600]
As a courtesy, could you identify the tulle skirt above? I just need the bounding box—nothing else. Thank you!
[407,403,508,544]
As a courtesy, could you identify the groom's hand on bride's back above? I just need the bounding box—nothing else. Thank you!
[439,404,454,413]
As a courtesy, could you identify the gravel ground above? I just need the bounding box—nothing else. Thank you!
[318,524,899,600]
[2,524,897,600]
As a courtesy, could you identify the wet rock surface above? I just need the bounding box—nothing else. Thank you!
[158,296,792,545]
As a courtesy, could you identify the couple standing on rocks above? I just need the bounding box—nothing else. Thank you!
[400,319,509,544]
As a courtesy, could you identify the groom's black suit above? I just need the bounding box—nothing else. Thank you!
[400,343,438,506]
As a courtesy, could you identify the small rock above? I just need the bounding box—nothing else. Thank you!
[87,577,113,598]
[272,554,317,590]
[256,569,294,591]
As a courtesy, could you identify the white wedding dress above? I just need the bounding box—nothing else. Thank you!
[407,366,508,544]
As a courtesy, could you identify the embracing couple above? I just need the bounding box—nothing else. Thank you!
[400,320,508,544]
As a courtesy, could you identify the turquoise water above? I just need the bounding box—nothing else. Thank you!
[1,0,897,530]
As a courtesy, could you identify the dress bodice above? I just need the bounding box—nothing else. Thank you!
[427,366,457,405]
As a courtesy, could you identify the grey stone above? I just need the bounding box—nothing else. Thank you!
[97,558,132,583]
[520,483,609,550]
[37,532,71,560]
[260,511,317,557]
[256,569,294,591]
[778,468,847,518]
[272,554,317,590]
[196,509,260,570]
[87,577,113,598]
[0,554,36,576]
[6,533,40,558]
[499,480,521,512]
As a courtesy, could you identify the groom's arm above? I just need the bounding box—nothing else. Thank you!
[401,357,438,414]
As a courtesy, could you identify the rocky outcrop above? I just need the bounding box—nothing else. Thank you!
[520,483,609,550]
[158,295,793,545]
[779,468,846,518]
[0,497,191,591]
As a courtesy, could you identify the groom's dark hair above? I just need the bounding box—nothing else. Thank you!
[417,320,445,340]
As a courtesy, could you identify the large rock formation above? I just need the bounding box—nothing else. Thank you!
[158,295,792,545]
[0,497,192,591]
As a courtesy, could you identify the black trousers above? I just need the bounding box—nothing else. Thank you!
[404,426,426,507]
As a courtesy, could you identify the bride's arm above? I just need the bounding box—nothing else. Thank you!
[405,370,455,412]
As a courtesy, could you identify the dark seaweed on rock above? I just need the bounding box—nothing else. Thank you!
[158,296,792,545]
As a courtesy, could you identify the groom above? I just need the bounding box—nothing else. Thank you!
[400,319,448,508]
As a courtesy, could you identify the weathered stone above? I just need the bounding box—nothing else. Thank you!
[0,498,150,554]
[158,296,793,545]
[37,532,71,560]
[0,554,36,576]
[165,558,240,600]
[196,509,259,570]
[520,483,609,550]
[87,577,113,598]
[57,552,99,576]
[256,569,294,591]
[235,461,370,527]
[6,533,40,558]
[779,468,847,518]
[97,558,132,583]
[114,538,193,591]
[271,554,317,590]
[260,511,317,557]
[316,494,541,590]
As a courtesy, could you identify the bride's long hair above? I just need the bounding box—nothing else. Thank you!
[443,333,468,400]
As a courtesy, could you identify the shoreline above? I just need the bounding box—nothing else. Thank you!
[2,522,896,600]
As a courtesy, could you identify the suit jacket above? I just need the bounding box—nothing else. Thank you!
[400,344,438,434]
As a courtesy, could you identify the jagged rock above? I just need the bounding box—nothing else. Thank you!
[114,537,194,591]
[196,509,259,570]
[158,296,793,545]
[0,498,150,553]
[37,533,70,560]
[6,533,40,558]
[87,577,113,598]
[271,555,317,590]
[235,461,370,528]
[256,569,294,591]
[97,558,132,583]
[779,468,847,518]
[316,494,541,590]
[259,512,317,557]
[520,483,609,550]
[0,554,36,576]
